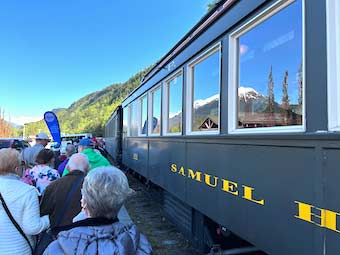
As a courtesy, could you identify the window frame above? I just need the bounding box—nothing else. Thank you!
[228,0,306,134]
[124,105,131,137]
[163,70,183,136]
[129,100,139,137]
[148,85,162,136]
[327,0,340,131]
[138,94,148,136]
[186,42,221,135]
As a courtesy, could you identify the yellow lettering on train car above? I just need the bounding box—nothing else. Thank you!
[221,179,238,196]
[170,163,265,206]
[188,169,202,182]
[242,185,265,205]
[178,166,186,176]
[204,174,218,187]
[171,164,177,173]
[295,201,340,233]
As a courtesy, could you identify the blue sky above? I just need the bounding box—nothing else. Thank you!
[0,0,209,125]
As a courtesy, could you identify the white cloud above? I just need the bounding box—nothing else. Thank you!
[240,44,249,55]
[11,116,42,126]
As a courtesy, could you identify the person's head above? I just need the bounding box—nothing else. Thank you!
[0,148,21,176]
[65,144,76,157]
[35,132,51,147]
[91,137,98,145]
[66,153,90,173]
[81,166,132,219]
[36,149,55,166]
[78,138,93,153]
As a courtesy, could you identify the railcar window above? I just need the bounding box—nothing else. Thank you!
[187,45,220,134]
[165,72,183,134]
[130,100,139,136]
[123,106,129,136]
[150,86,161,135]
[229,0,304,133]
[140,95,148,135]
[327,0,340,130]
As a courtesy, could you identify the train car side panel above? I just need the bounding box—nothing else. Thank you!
[105,106,122,164]
[184,141,318,255]
[126,139,148,177]
[323,148,340,255]
[149,140,187,201]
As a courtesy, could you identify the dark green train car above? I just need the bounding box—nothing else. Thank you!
[105,0,340,254]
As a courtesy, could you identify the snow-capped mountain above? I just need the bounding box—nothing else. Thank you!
[238,87,265,101]
[238,86,269,113]
[193,94,219,109]
[167,93,219,131]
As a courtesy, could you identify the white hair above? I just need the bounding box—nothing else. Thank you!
[82,166,131,219]
[65,144,76,157]
[67,153,89,172]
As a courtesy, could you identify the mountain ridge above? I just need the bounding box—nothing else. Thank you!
[24,66,152,137]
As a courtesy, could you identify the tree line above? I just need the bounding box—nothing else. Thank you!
[0,108,11,137]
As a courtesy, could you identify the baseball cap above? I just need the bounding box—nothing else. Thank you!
[79,138,93,147]
[36,132,51,141]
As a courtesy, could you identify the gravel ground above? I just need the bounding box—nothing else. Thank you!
[124,171,202,255]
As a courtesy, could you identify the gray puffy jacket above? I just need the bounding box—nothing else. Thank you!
[43,218,152,255]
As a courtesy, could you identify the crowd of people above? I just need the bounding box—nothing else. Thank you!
[0,132,152,255]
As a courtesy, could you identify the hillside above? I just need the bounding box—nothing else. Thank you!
[24,66,152,137]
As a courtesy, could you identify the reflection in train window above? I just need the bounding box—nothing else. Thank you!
[123,106,129,136]
[140,95,148,135]
[165,72,183,134]
[129,100,139,136]
[230,0,303,132]
[150,86,161,135]
[188,45,220,133]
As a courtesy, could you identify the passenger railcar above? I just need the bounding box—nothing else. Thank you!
[105,105,123,166]
[105,0,340,254]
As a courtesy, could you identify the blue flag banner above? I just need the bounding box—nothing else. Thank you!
[44,111,61,144]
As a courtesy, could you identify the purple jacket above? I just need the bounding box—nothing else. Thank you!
[57,158,69,176]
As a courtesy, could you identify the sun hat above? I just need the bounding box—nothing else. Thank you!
[36,132,51,141]
[79,138,94,147]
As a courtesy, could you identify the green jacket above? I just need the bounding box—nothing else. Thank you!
[62,148,110,176]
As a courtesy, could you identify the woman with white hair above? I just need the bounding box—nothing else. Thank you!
[44,166,152,255]
[0,148,50,255]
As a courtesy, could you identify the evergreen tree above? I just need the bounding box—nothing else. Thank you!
[298,62,303,108]
[281,70,290,125]
[267,65,275,113]
[282,70,289,109]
